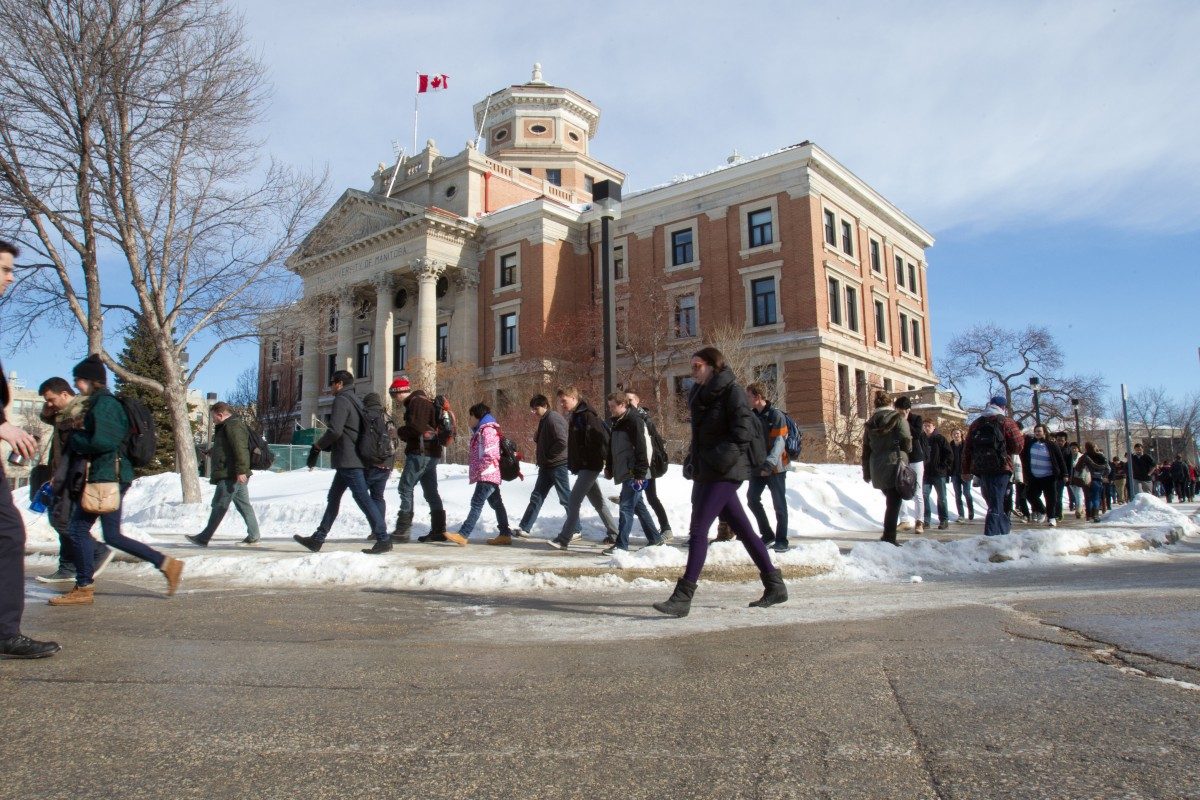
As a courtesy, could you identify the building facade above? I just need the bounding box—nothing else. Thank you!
[260,66,945,454]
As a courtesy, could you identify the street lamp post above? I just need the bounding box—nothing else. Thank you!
[1071,398,1082,446]
[204,391,218,477]
[1029,376,1041,427]
[593,180,622,395]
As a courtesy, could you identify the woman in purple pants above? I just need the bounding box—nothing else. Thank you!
[653,347,787,617]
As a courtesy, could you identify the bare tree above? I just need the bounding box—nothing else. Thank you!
[0,1,327,501]
[1123,386,1174,445]
[1168,391,1200,461]
[824,388,867,464]
[226,366,260,433]
[618,269,689,417]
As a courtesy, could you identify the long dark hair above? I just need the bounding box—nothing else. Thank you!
[692,346,726,372]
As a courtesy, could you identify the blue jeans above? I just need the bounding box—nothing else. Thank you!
[397,454,443,517]
[922,475,949,527]
[980,474,1012,536]
[1087,481,1104,517]
[315,467,387,542]
[614,481,661,550]
[519,464,573,534]
[69,485,165,586]
[952,475,974,518]
[366,467,390,524]
[747,472,788,544]
[459,482,510,538]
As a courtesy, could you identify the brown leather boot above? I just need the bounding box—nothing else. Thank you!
[715,521,735,541]
[48,585,95,606]
[160,556,184,596]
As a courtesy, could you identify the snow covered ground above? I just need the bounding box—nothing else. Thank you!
[18,463,1198,597]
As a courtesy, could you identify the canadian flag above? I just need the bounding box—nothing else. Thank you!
[418,74,449,93]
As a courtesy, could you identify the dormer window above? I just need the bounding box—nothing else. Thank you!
[493,129,509,142]
[568,131,581,142]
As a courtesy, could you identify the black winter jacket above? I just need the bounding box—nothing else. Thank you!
[607,410,651,482]
[534,409,568,468]
[1129,453,1155,481]
[907,413,928,463]
[924,431,953,480]
[314,388,363,469]
[566,401,608,473]
[685,367,761,483]
[1019,437,1069,480]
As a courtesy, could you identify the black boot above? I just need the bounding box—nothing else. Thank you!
[293,534,323,553]
[653,578,697,617]
[419,509,448,543]
[393,511,413,543]
[748,569,788,608]
[362,538,393,555]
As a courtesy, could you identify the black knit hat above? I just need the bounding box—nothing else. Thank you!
[72,354,107,384]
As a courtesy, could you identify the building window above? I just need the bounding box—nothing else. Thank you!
[907,263,917,294]
[900,312,911,353]
[328,306,339,334]
[356,341,370,377]
[837,364,851,416]
[845,285,859,332]
[884,378,893,393]
[437,323,448,362]
[841,221,854,256]
[269,379,279,408]
[823,210,836,246]
[326,353,336,384]
[671,228,694,267]
[827,277,842,326]
[500,252,518,287]
[584,175,594,194]
[545,168,561,186]
[895,255,904,286]
[499,312,518,356]
[518,167,531,175]
[613,244,624,280]
[874,300,887,344]
[870,240,881,273]
[674,293,698,338]
[751,276,777,327]
[855,369,868,418]
[393,332,407,371]
[270,341,280,363]
[911,319,922,358]
[748,208,773,248]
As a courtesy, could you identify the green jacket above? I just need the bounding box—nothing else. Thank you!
[210,416,252,483]
[861,408,911,492]
[69,388,134,485]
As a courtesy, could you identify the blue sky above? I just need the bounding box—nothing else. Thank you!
[5,0,1198,404]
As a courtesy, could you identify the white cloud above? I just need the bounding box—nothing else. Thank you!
[237,0,1200,234]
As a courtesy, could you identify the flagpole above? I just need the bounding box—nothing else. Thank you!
[475,93,492,151]
[413,90,420,155]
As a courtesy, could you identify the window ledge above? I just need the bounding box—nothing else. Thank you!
[493,283,522,296]
[739,242,782,259]
[745,321,785,334]
[494,352,521,363]
[823,242,859,265]
[665,260,701,273]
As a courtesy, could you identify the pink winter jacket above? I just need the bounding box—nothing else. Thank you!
[468,419,502,485]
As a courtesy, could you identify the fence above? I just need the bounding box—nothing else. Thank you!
[266,444,331,472]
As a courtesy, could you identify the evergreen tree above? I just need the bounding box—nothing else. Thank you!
[115,318,184,475]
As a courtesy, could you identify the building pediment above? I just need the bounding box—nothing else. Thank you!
[289,190,427,267]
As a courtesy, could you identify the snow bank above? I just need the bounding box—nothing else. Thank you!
[1098,492,1199,534]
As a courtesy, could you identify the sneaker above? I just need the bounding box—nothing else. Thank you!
[293,534,323,553]
[937,522,950,531]
[772,542,788,553]
[545,539,568,551]
[645,540,666,547]
[661,528,674,542]
[0,634,62,659]
[1047,519,1057,527]
[185,534,209,548]
[601,545,624,555]
[512,528,533,539]
[571,531,584,542]
[238,537,261,545]
[92,546,116,578]
[35,567,77,585]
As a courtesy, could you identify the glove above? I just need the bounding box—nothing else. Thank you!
[626,479,648,492]
[305,446,319,470]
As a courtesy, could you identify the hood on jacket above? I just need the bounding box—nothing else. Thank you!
[363,392,384,411]
[980,404,1007,417]
[866,407,904,434]
[473,413,497,430]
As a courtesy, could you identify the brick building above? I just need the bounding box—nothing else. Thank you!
[259,65,948,453]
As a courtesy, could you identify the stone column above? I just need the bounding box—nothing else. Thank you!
[299,309,321,428]
[336,290,355,375]
[451,267,480,368]
[371,272,395,400]
[412,258,445,391]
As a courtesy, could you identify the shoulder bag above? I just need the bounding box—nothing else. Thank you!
[80,455,121,514]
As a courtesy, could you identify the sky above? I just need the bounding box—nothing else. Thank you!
[4,0,1198,407]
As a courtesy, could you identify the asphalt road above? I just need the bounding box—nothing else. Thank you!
[2,547,1199,800]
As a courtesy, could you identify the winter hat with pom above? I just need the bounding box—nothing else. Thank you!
[72,354,107,384]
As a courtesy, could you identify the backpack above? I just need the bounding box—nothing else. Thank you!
[895,461,918,500]
[645,416,669,479]
[248,426,275,471]
[431,394,456,448]
[499,436,523,481]
[781,410,803,461]
[348,394,395,466]
[116,395,156,468]
[969,416,1008,476]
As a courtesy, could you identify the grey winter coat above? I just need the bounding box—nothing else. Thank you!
[861,408,911,491]
[607,409,652,482]
[314,388,363,469]
[686,366,761,483]
[535,409,568,468]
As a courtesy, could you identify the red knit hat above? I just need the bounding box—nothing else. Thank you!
[389,376,411,394]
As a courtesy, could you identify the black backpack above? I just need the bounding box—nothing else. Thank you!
[432,394,456,448]
[781,411,803,461]
[248,426,275,471]
[499,436,523,481]
[348,395,395,466]
[969,416,1008,476]
[645,416,669,479]
[116,395,156,468]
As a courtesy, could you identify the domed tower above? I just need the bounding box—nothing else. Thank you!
[472,64,621,197]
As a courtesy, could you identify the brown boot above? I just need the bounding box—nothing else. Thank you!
[48,585,95,606]
[160,556,184,596]
[715,522,735,542]
[486,534,512,546]
[443,532,469,547]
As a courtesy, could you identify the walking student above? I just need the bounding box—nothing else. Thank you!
[653,347,786,617]
[446,403,511,546]
[360,391,395,549]
[34,377,114,583]
[1129,443,1154,497]
[626,392,672,541]
[949,428,974,522]
[961,395,1024,537]
[391,377,448,544]
[1079,443,1109,522]
[546,386,619,550]
[921,418,953,531]
[602,392,662,555]
[0,239,61,656]
[187,402,260,546]
[50,355,183,605]
[294,370,387,552]
[746,382,790,552]
[514,394,574,540]
[895,396,927,533]
[862,390,912,546]
[1020,424,1067,528]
